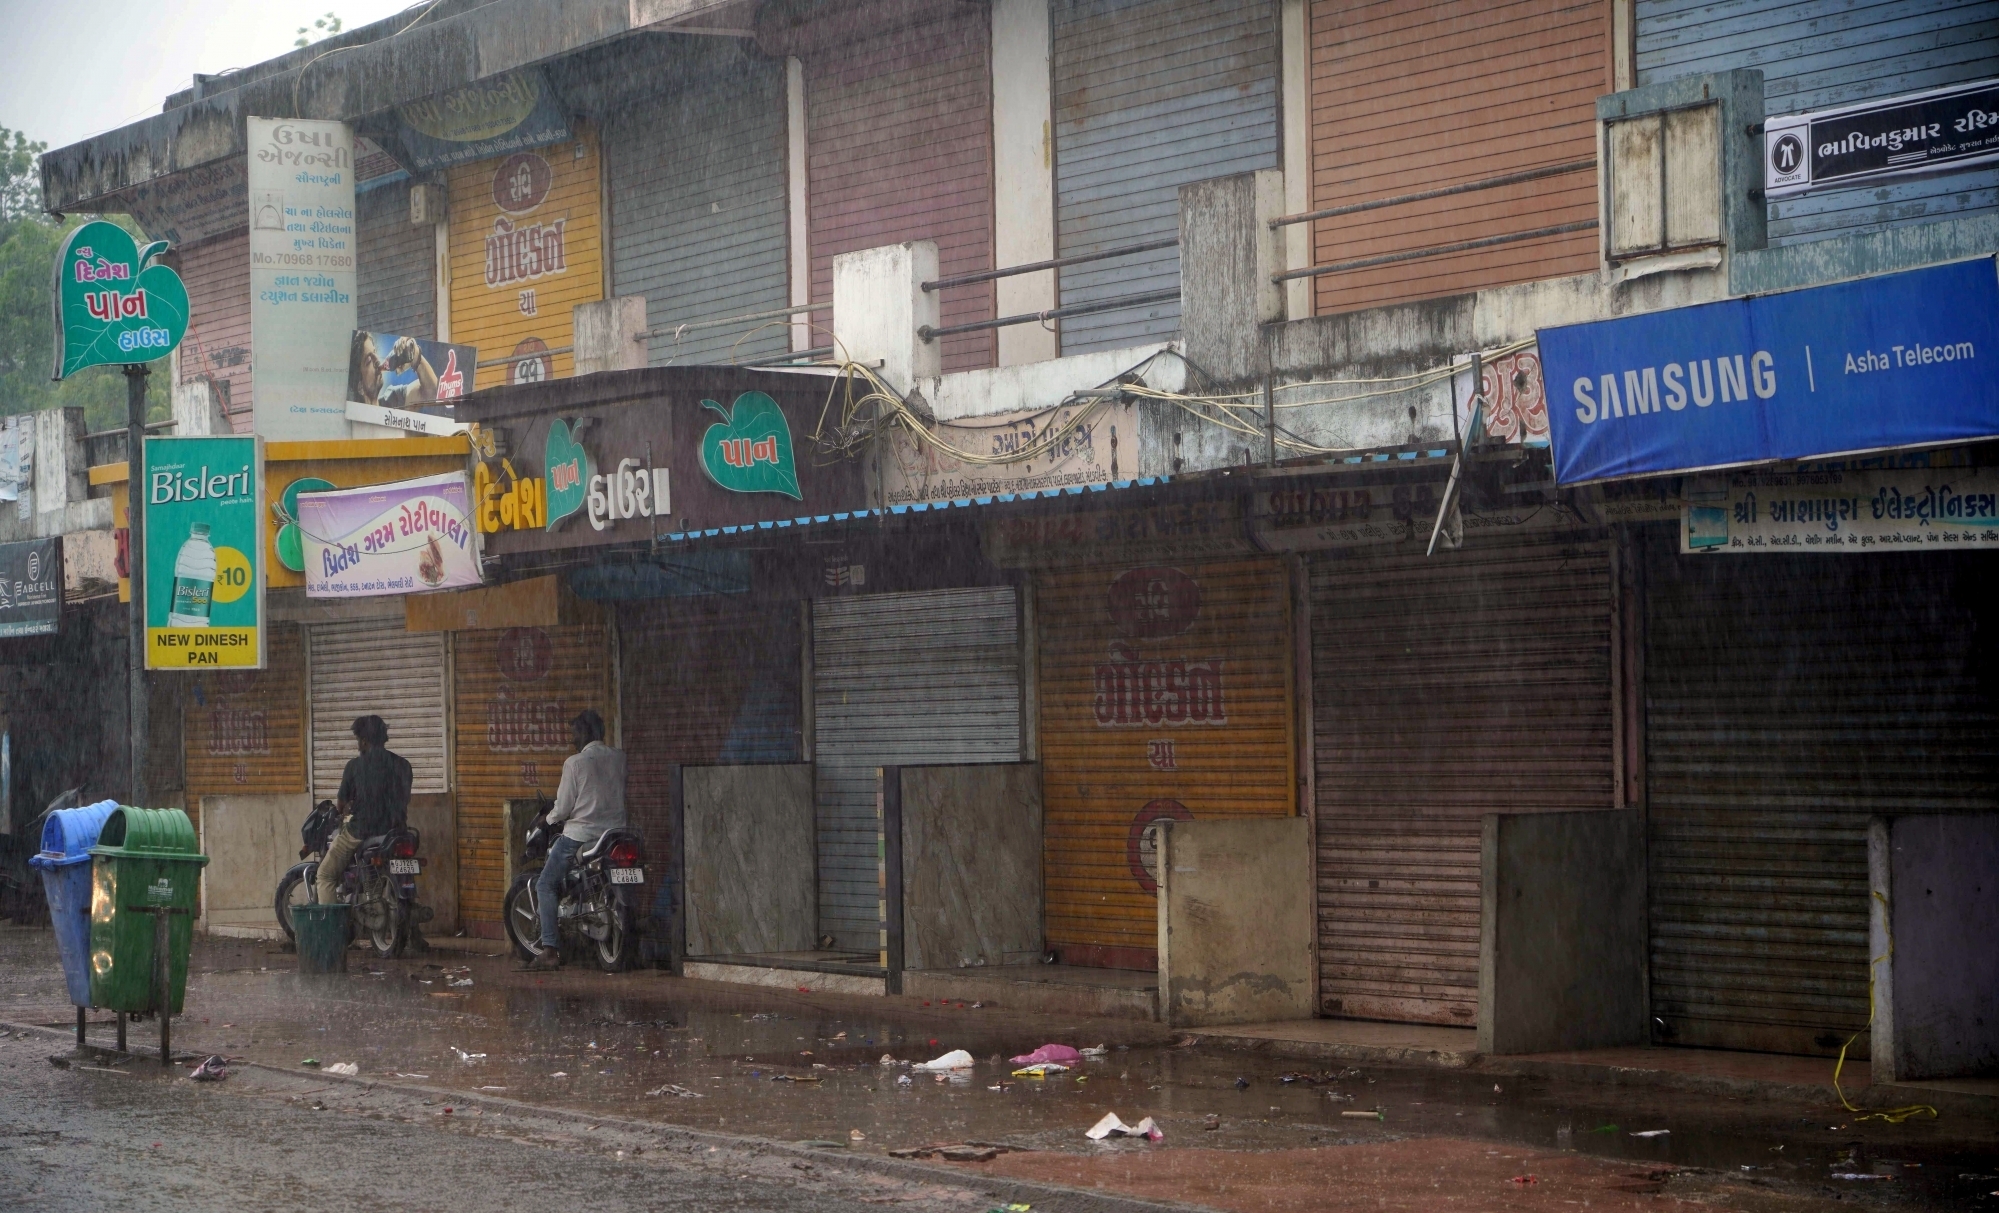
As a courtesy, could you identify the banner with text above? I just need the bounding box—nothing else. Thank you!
[298,472,480,598]
[1765,77,1999,200]
[1682,466,1999,554]
[875,398,1138,506]
[249,117,358,440]
[1539,258,1999,485]
[0,538,62,638]
[142,435,264,669]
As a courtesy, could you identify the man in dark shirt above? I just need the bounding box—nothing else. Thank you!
[315,715,414,904]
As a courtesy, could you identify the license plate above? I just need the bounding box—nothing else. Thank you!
[388,859,421,875]
[608,867,644,885]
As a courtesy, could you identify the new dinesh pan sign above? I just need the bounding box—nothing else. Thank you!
[1538,259,1999,484]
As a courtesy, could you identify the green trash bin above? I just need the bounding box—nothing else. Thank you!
[87,807,209,1016]
[290,903,351,975]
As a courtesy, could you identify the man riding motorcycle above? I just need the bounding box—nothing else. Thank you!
[316,714,413,906]
[524,709,626,971]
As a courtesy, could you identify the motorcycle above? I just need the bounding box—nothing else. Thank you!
[274,799,431,958]
[503,804,646,972]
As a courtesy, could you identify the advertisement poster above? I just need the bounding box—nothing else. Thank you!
[0,538,63,638]
[345,329,475,437]
[142,435,264,669]
[874,398,1138,506]
[1539,258,1999,484]
[297,472,480,598]
[248,117,358,440]
[1681,466,1999,554]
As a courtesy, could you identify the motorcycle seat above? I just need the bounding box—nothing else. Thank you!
[358,834,390,853]
[577,830,627,863]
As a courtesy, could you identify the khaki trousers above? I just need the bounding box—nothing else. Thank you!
[315,824,361,905]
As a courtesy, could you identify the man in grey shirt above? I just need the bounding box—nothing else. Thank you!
[527,710,627,969]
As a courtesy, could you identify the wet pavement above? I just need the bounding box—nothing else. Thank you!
[4,925,1996,1210]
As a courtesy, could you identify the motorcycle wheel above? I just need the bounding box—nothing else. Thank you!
[359,876,407,959]
[595,902,633,973]
[502,874,543,962]
[274,862,317,941]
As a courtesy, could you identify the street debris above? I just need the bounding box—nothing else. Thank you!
[646,1084,704,1098]
[1203,1114,1221,1131]
[1340,1109,1384,1121]
[1011,1063,1069,1077]
[896,1074,913,1087]
[848,1129,865,1142]
[323,1062,358,1077]
[188,1055,228,1082]
[1630,1129,1671,1138]
[1830,1173,1893,1181]
[772,1073,821,1083]
[300,1059,319,1067]
[386,1072,430,1079]
[879,1054,900,1066]
[1086,1113,1162,1142]
[549,1072,569,1078]
[450,1047,486,1062]
[1510,1174,1537,1185]
[891,1142,1019,1162]
[1079,1045,1109,1058]
[449,978,473,987]
[1009,1044,1081,1067]
[913,1049,975,1071]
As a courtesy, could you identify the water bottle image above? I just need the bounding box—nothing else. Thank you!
[167,522,217,627]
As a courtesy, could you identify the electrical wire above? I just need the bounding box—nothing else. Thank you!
[1831,891,1940,1125]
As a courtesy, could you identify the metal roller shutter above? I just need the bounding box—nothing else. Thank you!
[1307,0,1605,316]
[813,588,1021,952]
[1311,535,1615,1025]
[607,45,789,367]
[1038,558,1295,970]
[1645,542,1999,1056]
[183,624,306,799]
[174,232,253,433]
[356,180,436,339]
[307,620,448,802]
[1052,0,1279,353]
[452,626,610,928]
[618,600,803,849]
[805,5,997,373]
[1637,0,1999,246]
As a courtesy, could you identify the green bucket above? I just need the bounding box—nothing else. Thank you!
[292,903,350,975]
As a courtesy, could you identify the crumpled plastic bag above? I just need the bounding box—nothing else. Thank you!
[911,1048,975,1071]
[1011,1062,1069,1077]
[188,1055,228,1082]
[324,1062,359,1077]
[1008,1043,1083,1067]
[1086,1112,1162,1141]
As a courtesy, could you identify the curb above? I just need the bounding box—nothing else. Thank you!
[1476,1054,1999,1120]
[1200,1033,1480,1070]
[3,1018,1219,1213]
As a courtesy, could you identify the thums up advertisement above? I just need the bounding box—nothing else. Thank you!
[142,435,265,669]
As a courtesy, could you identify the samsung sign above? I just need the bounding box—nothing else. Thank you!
[1538,259,1999,485]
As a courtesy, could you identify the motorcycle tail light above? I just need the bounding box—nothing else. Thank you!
[389,834,419,859]
[608,839,643,868]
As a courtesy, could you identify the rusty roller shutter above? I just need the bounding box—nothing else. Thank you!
[1311,535,1614,1025]
[307,619,448,802]
[1307,0,1605,317]
[618,600,803,850]
[174,232,253,432]
[1645,542,1999,1057]
[1038,558,1295,971]
[452,625,610,930]
[804,4,996,373]
[184,624,306,801]
[1052,0,1279,353]
[356,180,436,338]
[813,588,1021,952]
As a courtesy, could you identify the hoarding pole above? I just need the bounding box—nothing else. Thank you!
[124,365,148,807]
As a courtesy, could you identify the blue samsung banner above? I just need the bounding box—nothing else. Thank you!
[1538,258,1999,484]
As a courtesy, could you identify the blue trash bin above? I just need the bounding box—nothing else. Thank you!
[30,800,120,1007]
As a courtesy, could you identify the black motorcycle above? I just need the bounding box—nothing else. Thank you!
[502,806,646,972]
[275,800,430,958]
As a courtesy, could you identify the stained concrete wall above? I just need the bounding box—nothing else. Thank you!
[684,764,815,957]
[407,793,457,936]
[901,763,1041,971]
[1156,816,1313,1027]
[199,793,310,937]
[1478,810,1647,1055]
[1870,814,1999,1082]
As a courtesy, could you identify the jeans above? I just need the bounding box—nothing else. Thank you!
[315,824,361,905]
[535,834,581,951]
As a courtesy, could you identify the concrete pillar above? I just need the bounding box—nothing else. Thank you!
[574,296,650,375]
[832,241,940,394]
[33,407,87,515]
[991,0,1057,366]
[172,378,229,436]
[1280,0,1313,322]
[1179,170,1287,386]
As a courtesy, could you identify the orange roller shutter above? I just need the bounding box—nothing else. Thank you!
[1307,0,1608,316]
[183,623,307,800]
[452,625,611,930]
[1037,558,1296,970]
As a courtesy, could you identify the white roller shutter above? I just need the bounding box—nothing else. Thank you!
[812,587,1022,952]
[308,619,449,802]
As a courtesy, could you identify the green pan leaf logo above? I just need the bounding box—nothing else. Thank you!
[544,417,590,530]
[51,220,188,378]
[699,391,801,500]
[273,476,336,573]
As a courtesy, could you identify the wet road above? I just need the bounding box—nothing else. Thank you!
[4,926,1996,1210]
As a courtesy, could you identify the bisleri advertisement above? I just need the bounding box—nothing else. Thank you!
[142,435,265,669]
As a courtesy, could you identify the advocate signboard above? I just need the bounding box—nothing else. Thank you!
[142,435,264,669]
[1765,77,1999,200]
[0,538,63,638]
[248,117,358,440]
[455,367,868,555]
[1539,258,1999,485]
